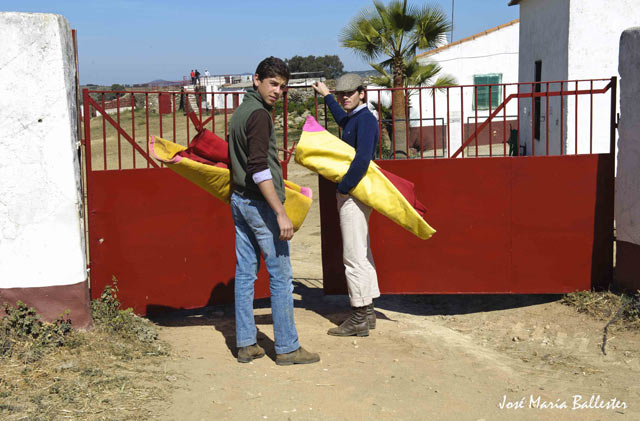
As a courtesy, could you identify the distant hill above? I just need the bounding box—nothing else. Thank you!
[345,69,381,78]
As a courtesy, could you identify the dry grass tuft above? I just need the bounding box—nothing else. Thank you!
[0,279,172,420]
[561,290,640,331]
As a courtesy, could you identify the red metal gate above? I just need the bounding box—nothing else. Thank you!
[82,88,295,314]
[321,78,616,294]
[82,78,616,315]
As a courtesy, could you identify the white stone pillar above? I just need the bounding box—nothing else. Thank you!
[0,12,91,327]
[616,28,640,292]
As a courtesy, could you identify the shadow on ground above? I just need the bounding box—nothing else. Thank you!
[148,279,564,357]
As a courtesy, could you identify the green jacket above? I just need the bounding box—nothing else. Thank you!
[228,88,285,202]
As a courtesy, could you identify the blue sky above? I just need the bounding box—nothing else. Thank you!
[2,0,518,85]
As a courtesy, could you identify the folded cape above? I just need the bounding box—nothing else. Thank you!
[148,128,312,232]
[295,116,435,240]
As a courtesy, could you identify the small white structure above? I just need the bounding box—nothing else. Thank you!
[413,19,520,155]
[200,73,251,88]
[0,12,91,327]
[509,0,640,156]
[200,75,251,111]
[288,71,325,87]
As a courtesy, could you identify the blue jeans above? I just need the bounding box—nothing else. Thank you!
[230,192,300,354]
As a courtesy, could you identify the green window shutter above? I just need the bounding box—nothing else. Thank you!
[473,75,487,110]
[488,74,501,110]
[473,74,502,111]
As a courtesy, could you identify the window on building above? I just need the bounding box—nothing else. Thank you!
[534,60,542,141]
[473,74,502,111]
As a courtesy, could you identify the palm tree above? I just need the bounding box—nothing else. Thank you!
[341,0,452,156]
[370,58,455,92]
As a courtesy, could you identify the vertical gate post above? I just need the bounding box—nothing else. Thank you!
[610,76,617,272]
[83,88,92,172]
[610,76,617,161]
[615,29,640,291]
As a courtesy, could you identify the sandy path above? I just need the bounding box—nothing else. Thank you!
[151,161,639,420]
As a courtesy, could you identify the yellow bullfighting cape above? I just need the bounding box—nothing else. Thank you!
[149,131,312,232]
[295,116,435,240]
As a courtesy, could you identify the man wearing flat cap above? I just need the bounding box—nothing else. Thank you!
[313,74,380,337]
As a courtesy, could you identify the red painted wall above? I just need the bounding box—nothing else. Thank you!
[406,119,518,152]
[320,154,613,295]
[463,119,518,146]
[158,93,172,114]
[87,154,613,315]
[87,169,270,315]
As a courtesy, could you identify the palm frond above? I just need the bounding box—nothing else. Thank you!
[369,62,392,87]
[432,74,457,87]
[384,0,416,32]
[370,75,392,87]
[377,57,395,71]
[339,12,384,61]
[341,1,452,92]
[413,4,451,51]
[370,62,391,78]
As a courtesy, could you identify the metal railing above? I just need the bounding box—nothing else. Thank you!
[358,78,616,159]
[82,77,616,174]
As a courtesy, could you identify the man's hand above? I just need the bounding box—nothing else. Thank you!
[312,81,331,97]
[255,178,295,241]
[276,211,294,241]
[338,192,349,200]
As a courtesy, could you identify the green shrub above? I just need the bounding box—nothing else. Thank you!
[91,277,159,344]
[90,279,120,324]
[0,302,72,361]
[0,277,164,364]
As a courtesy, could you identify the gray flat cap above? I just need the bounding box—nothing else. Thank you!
[335,73,363,92]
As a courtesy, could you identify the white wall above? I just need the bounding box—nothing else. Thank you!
[515,0,638,156]
[517,0,570,156]
[0,13,86,288]
[567,0,640,155]
[616,28,640,248]
[416,21,520,155]
[201,83,245,110]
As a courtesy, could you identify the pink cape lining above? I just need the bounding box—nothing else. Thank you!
[302,116,325,132]
[149,135,184,164]
[300,116,427,219]
[300,186,312,199]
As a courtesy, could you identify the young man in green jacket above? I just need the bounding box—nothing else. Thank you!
[228,57,319,366]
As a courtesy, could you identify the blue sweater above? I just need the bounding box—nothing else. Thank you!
[324,94,379,194]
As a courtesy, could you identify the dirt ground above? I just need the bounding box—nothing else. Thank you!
[150,160,639,420]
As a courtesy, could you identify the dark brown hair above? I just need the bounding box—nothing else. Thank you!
[255,56,290,83]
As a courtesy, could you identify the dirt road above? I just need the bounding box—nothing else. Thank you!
[151,161,639,420]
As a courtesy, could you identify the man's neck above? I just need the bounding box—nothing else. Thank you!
[347,103,367,116]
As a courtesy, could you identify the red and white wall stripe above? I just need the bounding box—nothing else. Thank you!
[0,13,92,328]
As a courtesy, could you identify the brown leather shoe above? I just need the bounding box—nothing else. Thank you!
[366,303,376,330]
[275,347,320,366]
[237,343,265,363]
[327,306,369,337]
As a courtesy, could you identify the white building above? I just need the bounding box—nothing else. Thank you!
[200,74,251,111]
[509,0,640,156]
[413,19,520,156]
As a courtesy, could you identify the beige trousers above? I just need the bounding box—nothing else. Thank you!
[337,193,380,307]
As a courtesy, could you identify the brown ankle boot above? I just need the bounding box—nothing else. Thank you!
[366,303,376,330]
[275,347,320,366]
[237,343,265,363]
[327,306,369,337]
